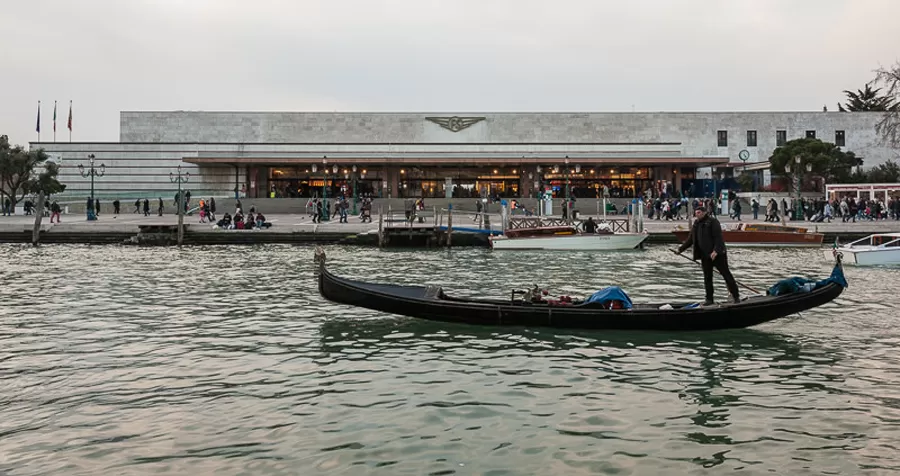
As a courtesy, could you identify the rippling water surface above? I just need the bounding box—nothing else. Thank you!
[2,244,900,475]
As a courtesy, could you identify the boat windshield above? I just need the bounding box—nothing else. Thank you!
[848,235,900,247]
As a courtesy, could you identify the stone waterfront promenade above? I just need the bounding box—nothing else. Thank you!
[1,210,898,246]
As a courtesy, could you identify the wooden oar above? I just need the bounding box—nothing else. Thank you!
[669,249,763,295]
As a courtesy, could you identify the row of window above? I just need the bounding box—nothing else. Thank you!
[717,130,846,148]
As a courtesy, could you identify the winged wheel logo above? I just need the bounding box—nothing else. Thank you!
[425,116,485,132]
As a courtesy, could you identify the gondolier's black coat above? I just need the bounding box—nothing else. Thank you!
[677,215,727,260]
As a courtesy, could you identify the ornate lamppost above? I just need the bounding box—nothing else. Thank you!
[321,156,328,209]
[170,165,190,245]
[77,154,105,220]
[351,165,358,215]
[320,156,330,222]
[784,155,811,221]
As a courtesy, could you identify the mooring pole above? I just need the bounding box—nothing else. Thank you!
[32,191,46,246]
[378,206,384,248]
[447,204,453,248]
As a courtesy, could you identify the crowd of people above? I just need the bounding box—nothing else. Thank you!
[210,199,271,229]
[640,195,900,224]
[308,194,374,223]
[754,196,900,223]
[6,191,900,230]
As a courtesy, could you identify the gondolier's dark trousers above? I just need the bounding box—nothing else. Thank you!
[701,253,740,302]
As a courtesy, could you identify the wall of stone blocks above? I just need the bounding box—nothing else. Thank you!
[29,143,247,200]
[27,110,896,200]
[119,111,895,168]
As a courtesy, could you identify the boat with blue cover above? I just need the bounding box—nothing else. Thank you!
[315,249,847,331]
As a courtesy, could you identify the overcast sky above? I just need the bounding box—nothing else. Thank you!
[3,0,899,147]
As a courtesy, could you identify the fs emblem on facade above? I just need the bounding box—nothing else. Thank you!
[425,116,485,132]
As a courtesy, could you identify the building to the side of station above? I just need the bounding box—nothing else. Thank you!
[30,111,894,200]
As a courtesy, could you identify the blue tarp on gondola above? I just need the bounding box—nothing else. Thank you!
[585,286,633,309]
[767,262,848,296]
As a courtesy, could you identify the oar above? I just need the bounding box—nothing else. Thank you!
[669,249,763,295]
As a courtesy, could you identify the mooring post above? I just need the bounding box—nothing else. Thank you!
[32,191,46,247]
[431,206,439,245]
[447,204,453,248]
[378,206,384,248]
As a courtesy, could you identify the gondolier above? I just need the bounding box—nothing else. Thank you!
[675,205,741,305]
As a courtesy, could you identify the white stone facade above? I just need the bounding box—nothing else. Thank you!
[30,110,894,199]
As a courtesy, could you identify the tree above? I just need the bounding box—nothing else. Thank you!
[28,150,66,247]
[735,172,755,192]
[0,135,63,206]
[843,168,869,184]
[837,83,898,112]
[866,159,900,183]
[26,150,66,196]
[875,61,900,150]
[768,138,863,184]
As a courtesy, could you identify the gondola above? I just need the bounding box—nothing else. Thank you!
[315,249,847,331]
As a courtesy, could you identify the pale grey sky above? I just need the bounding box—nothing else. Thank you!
[2,0,898,147]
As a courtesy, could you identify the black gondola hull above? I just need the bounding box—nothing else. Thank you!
[317,265,845,331]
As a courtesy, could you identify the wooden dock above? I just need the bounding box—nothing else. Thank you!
[376,204,637,248]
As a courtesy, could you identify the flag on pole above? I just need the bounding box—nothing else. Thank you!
[53,101,57,132]
[67,101,73,131]
[36,101,41,133]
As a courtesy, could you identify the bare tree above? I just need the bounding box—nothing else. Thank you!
[875,61,900,150]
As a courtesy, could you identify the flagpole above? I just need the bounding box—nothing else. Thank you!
[68,100,73,143]
[36,101,40,143]
[53,100,57,142]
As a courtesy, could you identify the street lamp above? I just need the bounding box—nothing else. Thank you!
[784,155,808,220]
[170,165,190,245]
[321,156,330,222]
[564,156,570,202]
[351,165,358,215]
[77,154,105,220]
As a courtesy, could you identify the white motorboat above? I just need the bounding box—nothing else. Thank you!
[824,233,900,265]
[489,225,648,251]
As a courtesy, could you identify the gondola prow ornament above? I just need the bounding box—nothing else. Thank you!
[314,246,326,277]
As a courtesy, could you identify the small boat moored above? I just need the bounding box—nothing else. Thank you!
[489,225,648,251]
[672,223,824,248]
[825,233,900,265]
[315,248,847,331]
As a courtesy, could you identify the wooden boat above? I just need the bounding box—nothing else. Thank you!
[825,233,900,265]
[315,249,846,331]
[489,225,648,250]
[672,223,824,248]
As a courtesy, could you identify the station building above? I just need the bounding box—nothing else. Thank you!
[32,111,891,200]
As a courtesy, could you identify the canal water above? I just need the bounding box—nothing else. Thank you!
[1,244,898,475]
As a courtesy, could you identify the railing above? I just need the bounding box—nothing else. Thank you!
[507,216,631,233]
[436,209,496,230]
[384,206,438,227]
